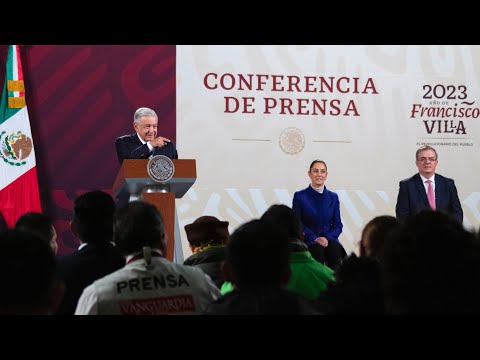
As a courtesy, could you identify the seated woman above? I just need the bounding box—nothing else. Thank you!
[292,160,346,270]
[183,216,229,288]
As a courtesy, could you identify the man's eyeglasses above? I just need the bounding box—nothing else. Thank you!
[417,157,437,163]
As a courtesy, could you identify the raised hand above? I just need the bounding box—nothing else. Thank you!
[149,136,171,148]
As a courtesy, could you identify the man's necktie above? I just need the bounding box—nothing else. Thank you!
[426,180,436,210]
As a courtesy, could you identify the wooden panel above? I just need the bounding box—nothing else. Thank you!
[112,159,197,262]
[113,159,196,195]
[123,159,196,178]
[142,192,176,261]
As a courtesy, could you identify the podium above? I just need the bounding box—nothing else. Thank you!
[112,159,196,262]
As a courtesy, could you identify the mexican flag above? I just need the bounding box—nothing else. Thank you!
[0,45,41,227]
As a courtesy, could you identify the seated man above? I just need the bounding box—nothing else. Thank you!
[115,107,178,164]
[0,229,64,314]
[56,191,125,315]
[75,201,220,315]
[204,218,320,315]
[383,210,479,314]
[15,212,59,255]
[183,216,229,289]
[221,205,335,301]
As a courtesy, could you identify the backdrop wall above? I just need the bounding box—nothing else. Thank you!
[1,45,478,259]
[176,45,480,258]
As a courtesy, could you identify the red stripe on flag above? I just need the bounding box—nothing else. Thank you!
[14,45,25,97]
[15,45,24,81]
[0,167,42,227]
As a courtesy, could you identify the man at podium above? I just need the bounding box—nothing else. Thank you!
[115,107,178,164]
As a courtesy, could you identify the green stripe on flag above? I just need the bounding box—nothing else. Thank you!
[0,45,22,125]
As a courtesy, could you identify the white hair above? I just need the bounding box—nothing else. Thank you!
[133,107,158,124]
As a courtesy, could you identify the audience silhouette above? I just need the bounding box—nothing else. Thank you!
[0,229,64,314]
[183,216,229,288]
[15,212,58,255]
[382,210,480,314]
[56,190,125,315]
[75,201,220,314]
[205,218,320,314]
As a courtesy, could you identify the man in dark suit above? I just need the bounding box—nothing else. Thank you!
[55,190,125,314]
[395,145,463,223]
[115,107,178,164]
[0,229,64,314]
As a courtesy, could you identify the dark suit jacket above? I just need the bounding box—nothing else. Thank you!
[183,246,226,289]
[115,133,178,164]
[292,185,343,247]
[55,243,125,315]
[395,173,463,223]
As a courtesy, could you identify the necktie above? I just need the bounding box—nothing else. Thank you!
[426,180,436,210]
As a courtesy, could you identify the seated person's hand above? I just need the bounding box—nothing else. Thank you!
[315,237,329,247]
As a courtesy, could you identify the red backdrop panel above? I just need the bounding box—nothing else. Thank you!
[0,45,176,254]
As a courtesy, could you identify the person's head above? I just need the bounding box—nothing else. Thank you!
[382,210,476,314]
[71,190,116,245]
[0,229,63,314]
[415,145,438,178]
[308,160,328,188]
[319,253,385,315]
[114,201,166,256]
[359,215,400,262]
[15,212,58,255]
[184,216,229,253]
[133,107,158,142]
[222,219,290,289]
[261,204,303,240]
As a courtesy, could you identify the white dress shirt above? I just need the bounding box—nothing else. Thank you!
[420,173,436,200]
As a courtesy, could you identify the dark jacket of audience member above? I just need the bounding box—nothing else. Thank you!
[315,215,400,314]
[56,191,125,315]
[0,229,63,314]
[183,216,229,288]
[221,205,335,301]
[382,210,480,314]
[316,253,385,314]
[15,212,58,255]
[75,201,220,314]
[204,219,320,315]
